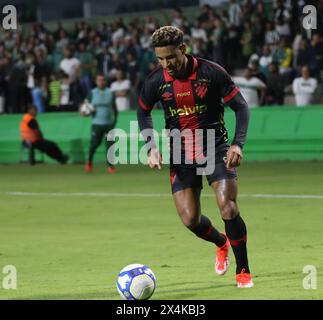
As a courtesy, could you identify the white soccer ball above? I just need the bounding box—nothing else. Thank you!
[79,100,95,116]
[116,264,156,300]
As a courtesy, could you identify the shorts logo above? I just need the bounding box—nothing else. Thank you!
[162,92,173,101]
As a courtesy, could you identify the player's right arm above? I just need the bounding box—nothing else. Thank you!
[137,73,162,169]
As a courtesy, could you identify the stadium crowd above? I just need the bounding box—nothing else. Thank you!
[0,0,323,114]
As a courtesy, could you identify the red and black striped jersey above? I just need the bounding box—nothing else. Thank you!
[138,55,240,136]
[137,55,249,166]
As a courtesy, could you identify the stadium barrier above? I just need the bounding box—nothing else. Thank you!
[0,105,323,164]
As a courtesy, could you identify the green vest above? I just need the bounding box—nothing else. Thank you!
[89,88,115,125]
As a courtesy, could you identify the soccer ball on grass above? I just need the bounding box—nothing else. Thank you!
[116,264,156,300]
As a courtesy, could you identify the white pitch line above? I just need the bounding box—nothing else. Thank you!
[3,191,323,200]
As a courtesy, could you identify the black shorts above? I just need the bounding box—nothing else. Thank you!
[169,151,237,194]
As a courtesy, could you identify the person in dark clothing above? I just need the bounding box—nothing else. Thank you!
[20,105,69,165]
[265,62,285,105]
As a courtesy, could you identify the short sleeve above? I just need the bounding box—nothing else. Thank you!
[216,66,240,103]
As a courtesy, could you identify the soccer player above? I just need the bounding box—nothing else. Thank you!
[137,26,253,288]
[82,74,118,174]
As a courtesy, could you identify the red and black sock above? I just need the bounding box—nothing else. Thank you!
[223,214,250,274]
[189,215,226,247]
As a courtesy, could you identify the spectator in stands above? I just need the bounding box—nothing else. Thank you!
[31,78,47,113]
[273,0,292,41]
[252,15,266,55]
[59,72,71,111]
[8,52,29,114]
[48,72,61,111]
[0,56,9,114]
[143,16,158,33]
[295,37,310,71]
[272,38,293,84]
[76,42,94,95]
[240,21,255,66]
[249,59,267,85]
[108,53,126,80]
[35,48,52,81]
[240,0,254,25]
[306,34,323,79]
[126,52,140,108]
[228,0,242,30]
[192,38,211,60]
[70,68,88,111]
[264,21,280,48]
[233,68,266,108]
[170,8,188,30]
[265,62,285,105]
[59,46,80,82]
[211,17,225,65]
[198,4,214,25]
[20,104,69,165]
[190,20,208,44]
[259,44,273,76]
[96,45,111,79]
[292,65,318,107]
[26,52,38,92]
[110,69,131,111]
[255,0,266,18]
[140,26,152,50]
[138,47,156,79]
[55,29,69,52]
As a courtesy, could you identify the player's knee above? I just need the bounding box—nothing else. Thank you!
[178,208,199,229]
[218,200,238,220]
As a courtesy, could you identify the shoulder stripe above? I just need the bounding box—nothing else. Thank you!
[138,98,153,111]
[223,86,240,103]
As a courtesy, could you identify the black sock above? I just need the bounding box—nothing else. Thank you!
[223,214,250,274]
[189,215,226,247]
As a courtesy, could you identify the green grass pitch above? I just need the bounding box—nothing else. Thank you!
[0,161,322,300]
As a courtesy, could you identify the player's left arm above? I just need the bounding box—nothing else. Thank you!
[220,70,250,169]
[225,92,249,168]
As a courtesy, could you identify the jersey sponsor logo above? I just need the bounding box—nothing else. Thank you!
[162,91,173,101]
[168,104,207,117]
[176,91,191,97]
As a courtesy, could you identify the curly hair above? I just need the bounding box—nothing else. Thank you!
[151,26,184,48]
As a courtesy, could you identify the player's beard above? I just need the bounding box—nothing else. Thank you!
[170,56,188,79]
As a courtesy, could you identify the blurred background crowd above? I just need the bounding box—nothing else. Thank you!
[0,0,323,114]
